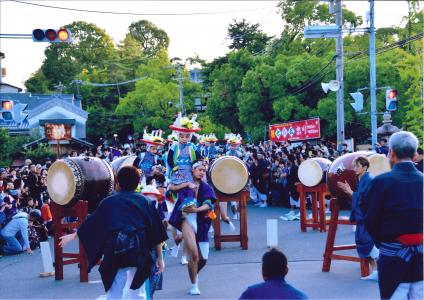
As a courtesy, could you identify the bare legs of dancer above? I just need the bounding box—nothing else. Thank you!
[181,219,206,295]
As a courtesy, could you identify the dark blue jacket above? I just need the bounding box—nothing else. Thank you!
[350,171,373,223]
[239,276,308,299]
[362,162,423,246]
[78,191,168,291]
[350,172,376,258]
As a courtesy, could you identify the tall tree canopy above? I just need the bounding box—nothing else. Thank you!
[227,19,272,54]
[126,20,170,57]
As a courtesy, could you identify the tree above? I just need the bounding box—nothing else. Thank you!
[273,0,362,54]
[126,20,170,57]
[0,129,36,167]
[86,105,133,144]
[197,115,230,140]
[115,50,202,134]
[24,70,50,93]
[206,49,257,133]
[227,19,272,54]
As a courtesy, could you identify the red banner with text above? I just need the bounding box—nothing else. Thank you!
[269,118,321,142]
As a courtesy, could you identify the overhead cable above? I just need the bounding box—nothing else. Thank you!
[9,0,272,16]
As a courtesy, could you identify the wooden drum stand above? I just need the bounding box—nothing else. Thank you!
[212,188,249,250]
[296,182,329,232]
[322,197,370,277]
[51,200,89,282]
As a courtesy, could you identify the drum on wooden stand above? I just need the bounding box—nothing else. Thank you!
[208,156,249,195]
[47,157,114,212]
[298,158,332,187]
[326,151,391,203]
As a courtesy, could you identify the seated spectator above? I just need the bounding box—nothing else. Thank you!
[239,248,308,300]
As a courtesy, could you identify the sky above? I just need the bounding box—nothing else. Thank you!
[0,1,413,90]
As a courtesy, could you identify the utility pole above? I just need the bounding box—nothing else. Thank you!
[335,0,345,152]
[369,0,378,151]
[175,63,186,116]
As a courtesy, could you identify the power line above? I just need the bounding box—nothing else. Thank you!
[9,0,272,16]
[72,76,147,87]
[345,32,423,58]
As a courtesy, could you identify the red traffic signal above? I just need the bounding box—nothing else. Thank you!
[387,89,397,99]
[385,89,398,111]
[2,100,13,110]
[32,28,71,43]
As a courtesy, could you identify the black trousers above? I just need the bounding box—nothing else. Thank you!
[378,253,423,299]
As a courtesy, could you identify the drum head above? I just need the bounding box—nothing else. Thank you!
[368,154,391,176]
[299,159,323,187]
[47,160,76,206]
[110,155,137,176]
[210,157,248,194]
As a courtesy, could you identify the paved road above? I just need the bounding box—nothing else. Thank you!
[0,204,379,299]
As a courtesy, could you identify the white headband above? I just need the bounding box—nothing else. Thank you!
[192,161,203,169]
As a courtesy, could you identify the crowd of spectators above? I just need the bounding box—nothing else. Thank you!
[1,135,422,256]
[0,159,53,256]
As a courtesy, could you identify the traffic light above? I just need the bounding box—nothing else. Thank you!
[385,89,398,111]
[32,28,71,43]
[350,92,364,112]
[1,100,13,121]
[2,100,13,110]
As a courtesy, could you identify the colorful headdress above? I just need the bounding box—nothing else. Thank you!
[226,133,242,145]
[169,112,201,133]
[167,131,179,143]
[141,129,164,146]
[141,183,165,202]
[195,134,206,145]
[204,133,218,143]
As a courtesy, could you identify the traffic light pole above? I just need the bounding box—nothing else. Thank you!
[335,0,345,152]
[369,0,378,151]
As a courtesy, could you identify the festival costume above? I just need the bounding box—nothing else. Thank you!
[166,113,202,231]
[204,134,219,160]
[140,185,167,299]
[350,172,378,259]
[77,191,168,295]
[362,162,423,299]
[137,130,164,184]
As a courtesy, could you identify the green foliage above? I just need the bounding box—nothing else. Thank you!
[22,4,422,146]
[197,115,230,140]
[227,19,272,54]
[0,130,36,167]
[0,129,14,167]
[24,70,50,94]
[206,49,257,132]
[115,50,202,134]
[86,105,133,145]
[24,144,56,164]
[201,1,422,144]
[127,20,170,57]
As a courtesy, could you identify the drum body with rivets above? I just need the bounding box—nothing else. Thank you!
[327,151,391,201]
[47,157,114,212]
